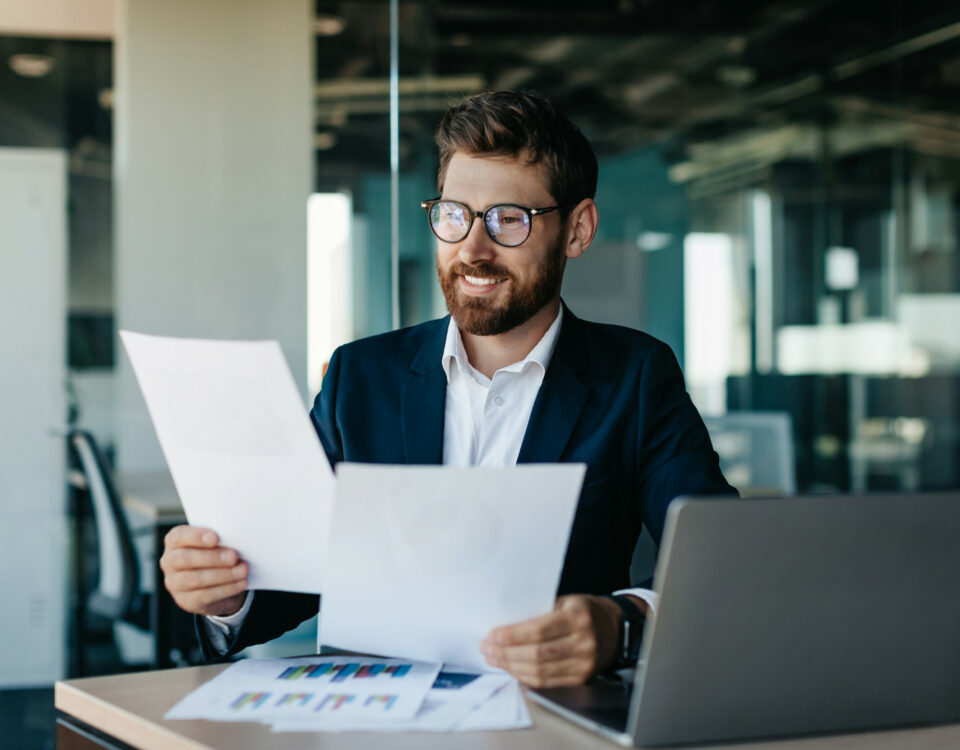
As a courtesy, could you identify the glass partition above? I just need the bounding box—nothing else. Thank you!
[388,0,960,493]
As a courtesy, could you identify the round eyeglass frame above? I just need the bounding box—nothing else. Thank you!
[420,198,576,248]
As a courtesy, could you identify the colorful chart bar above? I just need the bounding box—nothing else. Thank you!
[363,694,398,710]
[330,663,360,683]
[276,693,312,707]
[276,661,413,681]
[315,693,354,711]
[231,692,270,710]
[278,665,311,680]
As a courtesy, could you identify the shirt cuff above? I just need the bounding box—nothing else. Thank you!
[612,587,658,614]
[202,591,254,652]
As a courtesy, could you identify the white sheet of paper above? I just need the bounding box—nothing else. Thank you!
[120,331,334,592]
[164,657,441,723]
[455,680,532,731]
[271,670,514,733]
[319,463,586,671]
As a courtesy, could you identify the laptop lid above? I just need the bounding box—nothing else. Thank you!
[629,492,960,747]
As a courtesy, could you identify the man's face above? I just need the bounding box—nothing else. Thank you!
[435,151,566,336]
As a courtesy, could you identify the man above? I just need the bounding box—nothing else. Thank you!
[160,91,735,688]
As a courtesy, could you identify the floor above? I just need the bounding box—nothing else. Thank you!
[0,687,55,750]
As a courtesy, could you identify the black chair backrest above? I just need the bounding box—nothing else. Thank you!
[68,429,142,623]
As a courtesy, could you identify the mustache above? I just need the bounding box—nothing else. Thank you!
[447,261,513,279]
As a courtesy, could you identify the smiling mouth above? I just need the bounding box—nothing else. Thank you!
[462,275,507,286]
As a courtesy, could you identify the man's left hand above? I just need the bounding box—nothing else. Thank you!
[479,595,623,687]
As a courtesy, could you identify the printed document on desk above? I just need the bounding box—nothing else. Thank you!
[272,669,517,733]
[164,657,441,723]
[120,331,334,593]
[319,463,586,671]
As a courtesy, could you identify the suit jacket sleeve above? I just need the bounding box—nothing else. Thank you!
[636,341,737,543]
[195,348,346,660]
[310,346,345,467]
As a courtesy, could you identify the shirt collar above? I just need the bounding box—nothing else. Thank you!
[441,305,564,385]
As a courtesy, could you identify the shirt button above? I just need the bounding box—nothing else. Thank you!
[494,396,504,406]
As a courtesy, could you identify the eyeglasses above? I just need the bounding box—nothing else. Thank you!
[420,198,575,248]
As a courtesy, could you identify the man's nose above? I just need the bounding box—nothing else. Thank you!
[457,217,497,266]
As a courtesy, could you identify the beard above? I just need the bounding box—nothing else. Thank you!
[436,238,565,336]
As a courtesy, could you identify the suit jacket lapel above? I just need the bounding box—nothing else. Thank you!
[401,319,448,464]
[517,304,589,464]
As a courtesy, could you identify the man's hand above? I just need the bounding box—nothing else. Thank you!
[159,525,248,617]
[480,594,629,688]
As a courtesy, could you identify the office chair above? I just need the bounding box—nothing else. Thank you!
[67,430,150,640]
[629,411,797,586]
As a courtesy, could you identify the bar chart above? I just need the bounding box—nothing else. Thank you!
[166,657,442,724]
[278,662,413,682]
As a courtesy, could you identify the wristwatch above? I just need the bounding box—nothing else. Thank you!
[603,595,647,669]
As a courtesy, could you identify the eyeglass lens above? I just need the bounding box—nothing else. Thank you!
[429,201,531,246]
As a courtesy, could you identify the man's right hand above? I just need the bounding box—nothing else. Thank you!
[160,525,249,617]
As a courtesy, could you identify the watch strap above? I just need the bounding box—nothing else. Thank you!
[602,594,646,668]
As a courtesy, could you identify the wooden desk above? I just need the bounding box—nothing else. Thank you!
[54,665,960,750]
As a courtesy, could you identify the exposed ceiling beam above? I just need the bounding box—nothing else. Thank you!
[314,74,484,100]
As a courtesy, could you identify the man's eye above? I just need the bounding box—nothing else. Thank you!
[496,209,525,225]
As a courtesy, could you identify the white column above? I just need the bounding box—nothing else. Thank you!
[115,0,313,469]
[0,148,68,686]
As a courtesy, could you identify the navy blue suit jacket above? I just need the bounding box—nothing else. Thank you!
[199,304,735,658]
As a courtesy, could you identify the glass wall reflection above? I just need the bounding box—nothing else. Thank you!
[389,0,960,494]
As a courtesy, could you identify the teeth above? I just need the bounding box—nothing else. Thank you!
[464,275,505,286]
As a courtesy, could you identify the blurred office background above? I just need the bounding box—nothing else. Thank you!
[2,0,959,746]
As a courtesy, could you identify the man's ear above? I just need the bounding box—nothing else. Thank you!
[564,198,599,259]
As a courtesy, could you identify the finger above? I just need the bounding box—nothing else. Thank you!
[168,563,247,593]
[484,609,575,648]
[508,658,594,689]
[482,631,585,667]
[162,546,239,573]
[191,578,249,609]
[165,525,220,550]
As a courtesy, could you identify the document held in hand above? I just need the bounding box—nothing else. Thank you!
[120,331,334,593]
[319,463,586,671]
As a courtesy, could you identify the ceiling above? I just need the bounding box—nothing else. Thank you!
[2,0,959,178]
[313,0,960,169]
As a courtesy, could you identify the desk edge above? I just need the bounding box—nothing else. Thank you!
[55,680,211,750]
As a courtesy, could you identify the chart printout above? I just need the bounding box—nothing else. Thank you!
[271,670,518,733]
[164,658,442,723]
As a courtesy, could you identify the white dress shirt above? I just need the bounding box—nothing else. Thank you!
[205,306,655,649]
[441,305,563,467]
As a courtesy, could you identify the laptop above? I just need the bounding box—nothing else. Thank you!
[530,492,960,746]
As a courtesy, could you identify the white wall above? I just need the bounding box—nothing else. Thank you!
[114,0,314,470]
[0,147,68,686]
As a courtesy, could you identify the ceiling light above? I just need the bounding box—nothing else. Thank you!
[716,64,756,88]
[314,14,346,36]
[636,231,673,252]
[328,107,348,127]
[9,53,55,78]
[315,132,338,150]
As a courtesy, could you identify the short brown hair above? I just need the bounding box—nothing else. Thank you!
[435,91,598,209]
